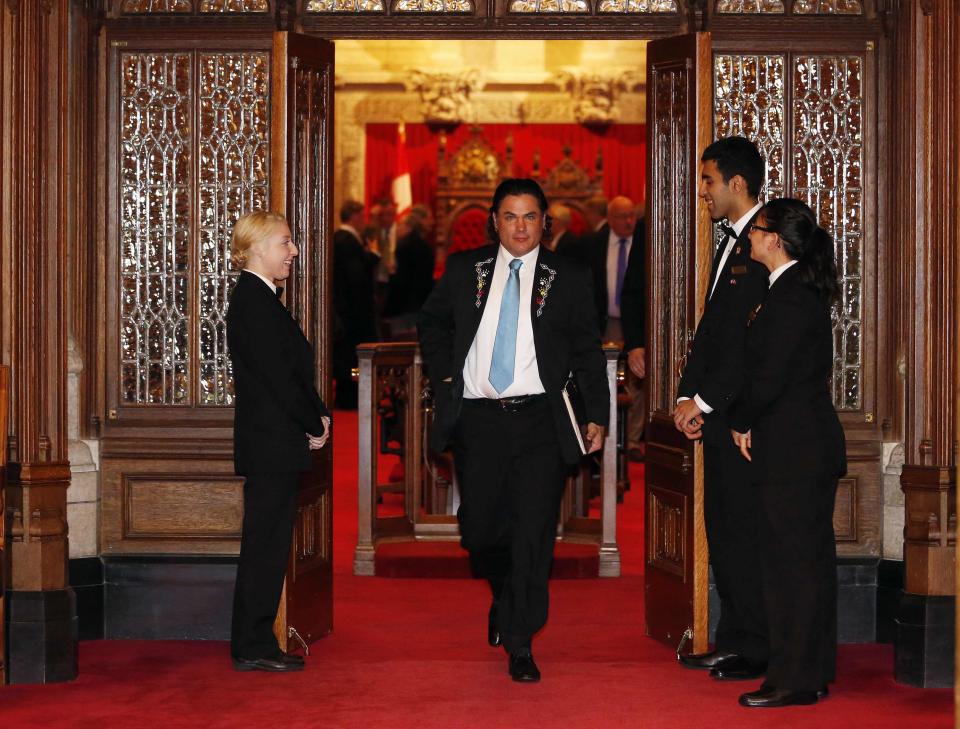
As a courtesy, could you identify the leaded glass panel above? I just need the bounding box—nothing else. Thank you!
[794,0,862,13]
[793,55,863,409]
[197,53,271,406]
[198,0,270,11]
[119,53,192,404]
[715,0,784,11]
[394,0,472,10]
[714,54,785,201]
[305,0,385,10]
[508,0,589,12]
[121,0,192,11]
[597,0,678,11]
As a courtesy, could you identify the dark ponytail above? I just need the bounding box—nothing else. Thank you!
[761,198,840,304]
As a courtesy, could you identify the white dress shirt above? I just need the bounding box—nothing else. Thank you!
[463,245,545,399]
[606,228,633,318]
[245,269,277,294]
[768,259,798,287]
[681,201,763,414]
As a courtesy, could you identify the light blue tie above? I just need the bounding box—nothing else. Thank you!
[489,258,523,394]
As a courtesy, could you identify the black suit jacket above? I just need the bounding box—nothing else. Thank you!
[227,271,330,475]
[589,220,646,350]
[553,230,584,262]
[333,228,379,343]
[418,244,609,466]
[384,230,435,317]
[729,264,846,481]
[677,213,768,442]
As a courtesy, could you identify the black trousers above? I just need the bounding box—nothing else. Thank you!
[702,431,768,664]
[230,471,299,659]
[453,397,566,653]
[758,472,838,690]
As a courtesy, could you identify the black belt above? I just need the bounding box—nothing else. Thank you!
[465,393,547,414]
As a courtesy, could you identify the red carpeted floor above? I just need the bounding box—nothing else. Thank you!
[1,410,953,728]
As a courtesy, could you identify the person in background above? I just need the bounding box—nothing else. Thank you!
[545,203,579,259]
[227,211,331,673]
[589,195,646,459]
[729,197,845,708]
[583,194,608,234]
[333,200,379,409]
[384,204,436,339]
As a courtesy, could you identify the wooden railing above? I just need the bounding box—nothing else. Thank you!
[0,365,9,685]
[353,343,623,577]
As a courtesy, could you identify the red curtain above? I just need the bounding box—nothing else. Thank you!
[365,123,646,213]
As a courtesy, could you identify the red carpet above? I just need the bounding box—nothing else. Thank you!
[0,410,952,728]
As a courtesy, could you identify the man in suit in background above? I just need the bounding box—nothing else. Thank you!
[546,203,579,257]
[583,194,607,235]
[383,204,436,338]
[674,136,770,681]
[333,199,379,409]
[419,178,609,683]
[590,195,646,459]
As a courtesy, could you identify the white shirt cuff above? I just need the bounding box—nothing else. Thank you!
[693,394,713,414]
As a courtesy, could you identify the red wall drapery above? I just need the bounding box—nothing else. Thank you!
[365,123,647,214]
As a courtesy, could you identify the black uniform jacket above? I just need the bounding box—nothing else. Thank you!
[227,271,331,475]
[677,215,768,441]
[728,264,847,481]
[588,220,646,351]
[418,244,609,466]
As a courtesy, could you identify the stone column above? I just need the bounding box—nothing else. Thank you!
[1,0,76,683]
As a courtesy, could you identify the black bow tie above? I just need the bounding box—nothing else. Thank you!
[276,287,284,299]
[718,222,737,240]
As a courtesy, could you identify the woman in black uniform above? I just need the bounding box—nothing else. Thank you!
[227,211,331,672]
[729,198,846,708]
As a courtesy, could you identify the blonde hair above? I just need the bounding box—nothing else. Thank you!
[230,211,288,269]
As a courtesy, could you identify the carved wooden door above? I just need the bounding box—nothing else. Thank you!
[644,33,713,654]
[270,33,335,653]
[0,366,7,684]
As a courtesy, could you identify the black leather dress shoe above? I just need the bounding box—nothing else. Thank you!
[232,655,304,673]
[710,657,767,681]
[678,650,740,670]
[281,652,305,666]
[739,686,818,708]
[508,649,541,683]
[488,601,502,647]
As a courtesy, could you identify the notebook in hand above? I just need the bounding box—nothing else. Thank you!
[561,374,589,455]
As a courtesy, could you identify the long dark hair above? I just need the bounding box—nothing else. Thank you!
[761,197,840,304]
[485,178,552,243]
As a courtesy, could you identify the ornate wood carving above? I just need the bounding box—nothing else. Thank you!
[0,366,9,686]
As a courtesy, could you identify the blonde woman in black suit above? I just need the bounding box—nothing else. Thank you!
[729,198,846,708]
[227,211,331,672]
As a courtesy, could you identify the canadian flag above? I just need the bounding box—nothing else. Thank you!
[391,121,413,218]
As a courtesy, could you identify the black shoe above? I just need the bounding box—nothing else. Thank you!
[232,655,304,673]
[281,652,305,666]
[488,601,501,648]
[678,649,740,671]
[508,649,541,683]
[710,657,767,681]
[739,687,818,708]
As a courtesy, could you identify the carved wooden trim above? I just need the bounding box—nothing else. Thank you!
[901,465,956,596]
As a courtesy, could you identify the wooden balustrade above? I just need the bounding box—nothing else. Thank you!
[353,342,623,578]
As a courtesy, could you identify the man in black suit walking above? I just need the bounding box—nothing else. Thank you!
[674,136,770,680]
[418,178,609,683]
[333,199,380,408]
[589,195,646,457]
[227,211,331,672]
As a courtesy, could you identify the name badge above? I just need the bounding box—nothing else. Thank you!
[730,265,748,275]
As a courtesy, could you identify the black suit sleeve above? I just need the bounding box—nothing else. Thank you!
[229,297,327,434]
[569,264,610,427]
[619,220,646,351]
[417,253,460,383]
[728,291,812,433]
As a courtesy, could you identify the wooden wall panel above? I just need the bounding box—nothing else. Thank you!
[101,456,242,555]
[123,475,242,540]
